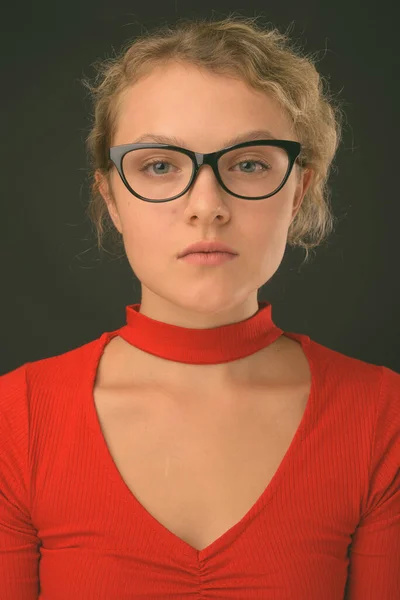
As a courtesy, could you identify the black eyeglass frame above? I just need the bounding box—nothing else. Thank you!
[109,139,302,203]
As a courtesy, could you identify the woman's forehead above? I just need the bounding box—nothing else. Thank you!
[113,68,294,148]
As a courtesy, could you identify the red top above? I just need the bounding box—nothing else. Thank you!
[0,301,399,599]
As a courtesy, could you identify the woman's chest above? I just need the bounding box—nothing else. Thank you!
[93,380,310,551]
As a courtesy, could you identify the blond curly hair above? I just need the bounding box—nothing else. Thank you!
[81,13,346,266]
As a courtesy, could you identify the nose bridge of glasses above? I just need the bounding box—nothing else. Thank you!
[192,149,222,175]
[189,151,224,192]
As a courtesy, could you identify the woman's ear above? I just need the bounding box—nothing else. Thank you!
[291,168,313,222]
[95,170,123,234]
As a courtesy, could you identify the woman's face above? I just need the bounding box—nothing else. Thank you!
[97,61,312,328]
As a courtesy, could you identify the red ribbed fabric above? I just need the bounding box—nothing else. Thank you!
[118,300,284,364]
[0,302,399,599]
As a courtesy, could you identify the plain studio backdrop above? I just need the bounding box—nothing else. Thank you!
[0,0,398,375]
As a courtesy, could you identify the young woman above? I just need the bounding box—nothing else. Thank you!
[1,14,399,599]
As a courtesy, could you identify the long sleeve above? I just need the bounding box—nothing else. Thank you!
[345,366,400,598]
[0,364,40,599]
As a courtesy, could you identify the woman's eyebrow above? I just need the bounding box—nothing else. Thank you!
[131,129,279,148]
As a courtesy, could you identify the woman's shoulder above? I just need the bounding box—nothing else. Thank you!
[0,330,118,408]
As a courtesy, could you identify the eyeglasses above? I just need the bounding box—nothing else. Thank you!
[109,139,302,203]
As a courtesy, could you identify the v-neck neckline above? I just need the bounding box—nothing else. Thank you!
[85,327,316,560]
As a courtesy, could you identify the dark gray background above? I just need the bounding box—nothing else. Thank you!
[1,0,399,374]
